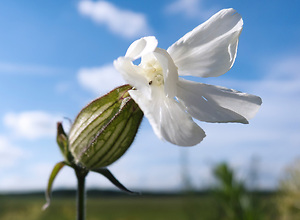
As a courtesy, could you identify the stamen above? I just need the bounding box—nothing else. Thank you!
[141,57,164,86]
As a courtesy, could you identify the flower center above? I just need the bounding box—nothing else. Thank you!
[141,59,164,86]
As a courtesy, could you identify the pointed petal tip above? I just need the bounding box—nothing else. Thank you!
[258,96,263,105]
[239,118,249,124]
[166,123,206,147]
[183,131,206,147]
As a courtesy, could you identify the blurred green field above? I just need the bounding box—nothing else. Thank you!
[0,192,279,220]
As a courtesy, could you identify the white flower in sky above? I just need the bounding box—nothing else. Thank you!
[114,8,262,146]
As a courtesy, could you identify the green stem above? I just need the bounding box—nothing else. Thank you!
[75,168,88,220]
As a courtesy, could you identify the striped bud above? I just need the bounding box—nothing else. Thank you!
[68,85,143,169]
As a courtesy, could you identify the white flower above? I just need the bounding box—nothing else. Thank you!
[114,8,262,146]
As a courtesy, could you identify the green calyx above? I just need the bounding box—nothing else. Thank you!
[68,84,143,169]
[56,122,74,164]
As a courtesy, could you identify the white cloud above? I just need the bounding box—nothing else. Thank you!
[77,64,126,95]
[0,136,25,169]
[166,0,218,20]
[78,0,151,38]
[3,111,62,140]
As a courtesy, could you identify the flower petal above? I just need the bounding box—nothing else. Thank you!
[153,48,178,98]
[177,79,262,123]
[129,87,206,146]
[125,36,158,60]
[167,8,243,77]
[114,57,150,98]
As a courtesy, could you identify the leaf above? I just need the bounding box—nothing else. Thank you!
[43,161,66,210]
[92,167,139,195]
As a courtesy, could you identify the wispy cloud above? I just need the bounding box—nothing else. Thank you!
[0,164,75,191]
[0,62,65,76]
[166,0,218,20]
[0,136,25,169]
[78,0,151,39]
[3,111,61,140]
[77,64,126,95]
[266,54,300,81]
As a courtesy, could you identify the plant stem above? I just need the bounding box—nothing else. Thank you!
[75,168,88,220]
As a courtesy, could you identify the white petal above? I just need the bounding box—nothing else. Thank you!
[153,48,178,98]
[167,8,243,77]
[125,36,158,60]
[129,87,205,146]
[113,57,150,98]
[177,79,262,123]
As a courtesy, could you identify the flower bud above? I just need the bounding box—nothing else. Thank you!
[68,85,143,169]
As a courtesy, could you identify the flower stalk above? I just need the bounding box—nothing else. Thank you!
[75,167,89,220]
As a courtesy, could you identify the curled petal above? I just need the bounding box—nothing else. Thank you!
[177,79,262,123]
[153,48,178,98]
[129,87,205,146]
[125,36,158,60]
[114,57,151,98]
[167,8,243,77]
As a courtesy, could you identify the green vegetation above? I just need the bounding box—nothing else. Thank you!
[212,163,274,220]
[0,191,278,220]
[277,159,300,220]
[4,161,299,220]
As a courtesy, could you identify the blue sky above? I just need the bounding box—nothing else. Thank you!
[0,0,300,192]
